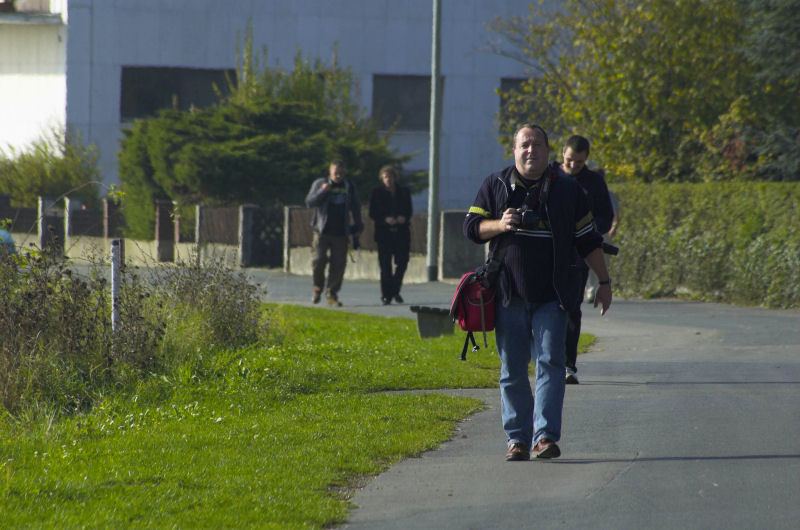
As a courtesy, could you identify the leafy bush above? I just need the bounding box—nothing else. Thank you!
[0,131,101,208]
[0,249,111,414]
[608,181,800,308]
[145,258,265,362]
[0,249,267,418]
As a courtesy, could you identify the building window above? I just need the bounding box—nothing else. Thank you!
[372,74,431,131]
[120,67,234,121]
[498,77,527,129]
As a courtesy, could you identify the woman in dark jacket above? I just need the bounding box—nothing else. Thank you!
[369,165,412,305]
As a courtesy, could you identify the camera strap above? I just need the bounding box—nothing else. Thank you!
[482,169,555,287]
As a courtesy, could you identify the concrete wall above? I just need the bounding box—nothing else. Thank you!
[288,246,429,284]
[286,209,486,282]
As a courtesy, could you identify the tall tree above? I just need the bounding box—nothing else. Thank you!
[699,0,800,180]
[489,0,794,182]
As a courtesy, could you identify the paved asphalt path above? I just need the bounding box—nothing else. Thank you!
[251,270,800,529]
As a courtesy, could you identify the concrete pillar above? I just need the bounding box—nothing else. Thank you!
[283,205,293,272]
[154,200,174,262]
[438,210,486,279]
[195,204,203,266]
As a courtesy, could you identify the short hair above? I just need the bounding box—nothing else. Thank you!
[512,123,550,150]
[330,158,345,168]
[564,135,590,155]
[379,165,398,180]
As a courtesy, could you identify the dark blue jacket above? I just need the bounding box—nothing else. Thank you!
[463,163,602,311]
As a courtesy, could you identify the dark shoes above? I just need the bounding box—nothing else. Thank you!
[393,294,404,304]
[533,438,561,459]
[311,289,322,304]
[505,442,530,461]
[505,439,560,461]
[565,368,579,385]
[381,297,391,305]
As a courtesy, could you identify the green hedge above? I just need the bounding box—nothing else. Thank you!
[608,182,800,308]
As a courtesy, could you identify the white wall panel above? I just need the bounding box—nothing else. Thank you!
[0,24,66,151]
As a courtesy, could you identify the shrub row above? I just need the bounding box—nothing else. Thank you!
[608,181,800,308]
[0,250,267,418]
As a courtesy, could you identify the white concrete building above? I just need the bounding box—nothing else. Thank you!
[0,0,531,210]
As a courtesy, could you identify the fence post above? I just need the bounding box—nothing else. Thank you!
[238,204,257,268]
[154,200,174,262]
[195,204,202,267]
[64,197,72,241]
[37,196,46,251]
[110,239,121,332]
[283,206,291,272]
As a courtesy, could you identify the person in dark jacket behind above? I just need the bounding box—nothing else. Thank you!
[557,135,615,385]
[369,165,412,305]
[305,159,363,307]
[463,124,612,461]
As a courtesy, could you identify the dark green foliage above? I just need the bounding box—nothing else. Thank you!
[118,28,413,240]
[609,182,800,307]
[699,0,800,181]
[0,131,101,208]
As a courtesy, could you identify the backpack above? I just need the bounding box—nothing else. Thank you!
[449,270,496,360]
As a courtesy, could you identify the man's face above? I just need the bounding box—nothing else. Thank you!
[329,164,344,183]
[561,147,588,175]
[514,127,550,179]
[380,172,396,189]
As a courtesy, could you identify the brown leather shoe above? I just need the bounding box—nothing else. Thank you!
[533,438,561,459]
[505,442,530,461]
[327,295,342,307]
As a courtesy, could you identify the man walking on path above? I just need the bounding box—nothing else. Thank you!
[557,135,615,384]
[463,124,612,461]
[369,165,413,305]
[305,159,363,307]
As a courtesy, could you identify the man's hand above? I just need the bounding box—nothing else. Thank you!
[593,284,612,316]
[499,208,521,232]
[477,208,521,240]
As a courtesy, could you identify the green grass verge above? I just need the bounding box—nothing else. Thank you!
[0,305,595,528]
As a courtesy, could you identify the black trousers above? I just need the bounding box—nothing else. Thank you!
[377,233,410,300]
[565,266,590,372]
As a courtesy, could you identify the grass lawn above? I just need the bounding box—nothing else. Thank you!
[0,305,594,528]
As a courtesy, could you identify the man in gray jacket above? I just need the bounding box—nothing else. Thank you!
[305,159,363,306]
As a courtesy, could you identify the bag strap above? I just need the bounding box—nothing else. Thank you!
[460,331,479,361]
[482,169,556,288]
[478,289,488,347]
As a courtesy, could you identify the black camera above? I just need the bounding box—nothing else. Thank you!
[602,242,618,255]
[519,209,541,229]
[517,186,543,230]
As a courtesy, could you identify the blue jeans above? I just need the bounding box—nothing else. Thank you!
[496,296,567,447]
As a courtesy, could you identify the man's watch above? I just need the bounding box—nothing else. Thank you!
[599,279,611,286]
